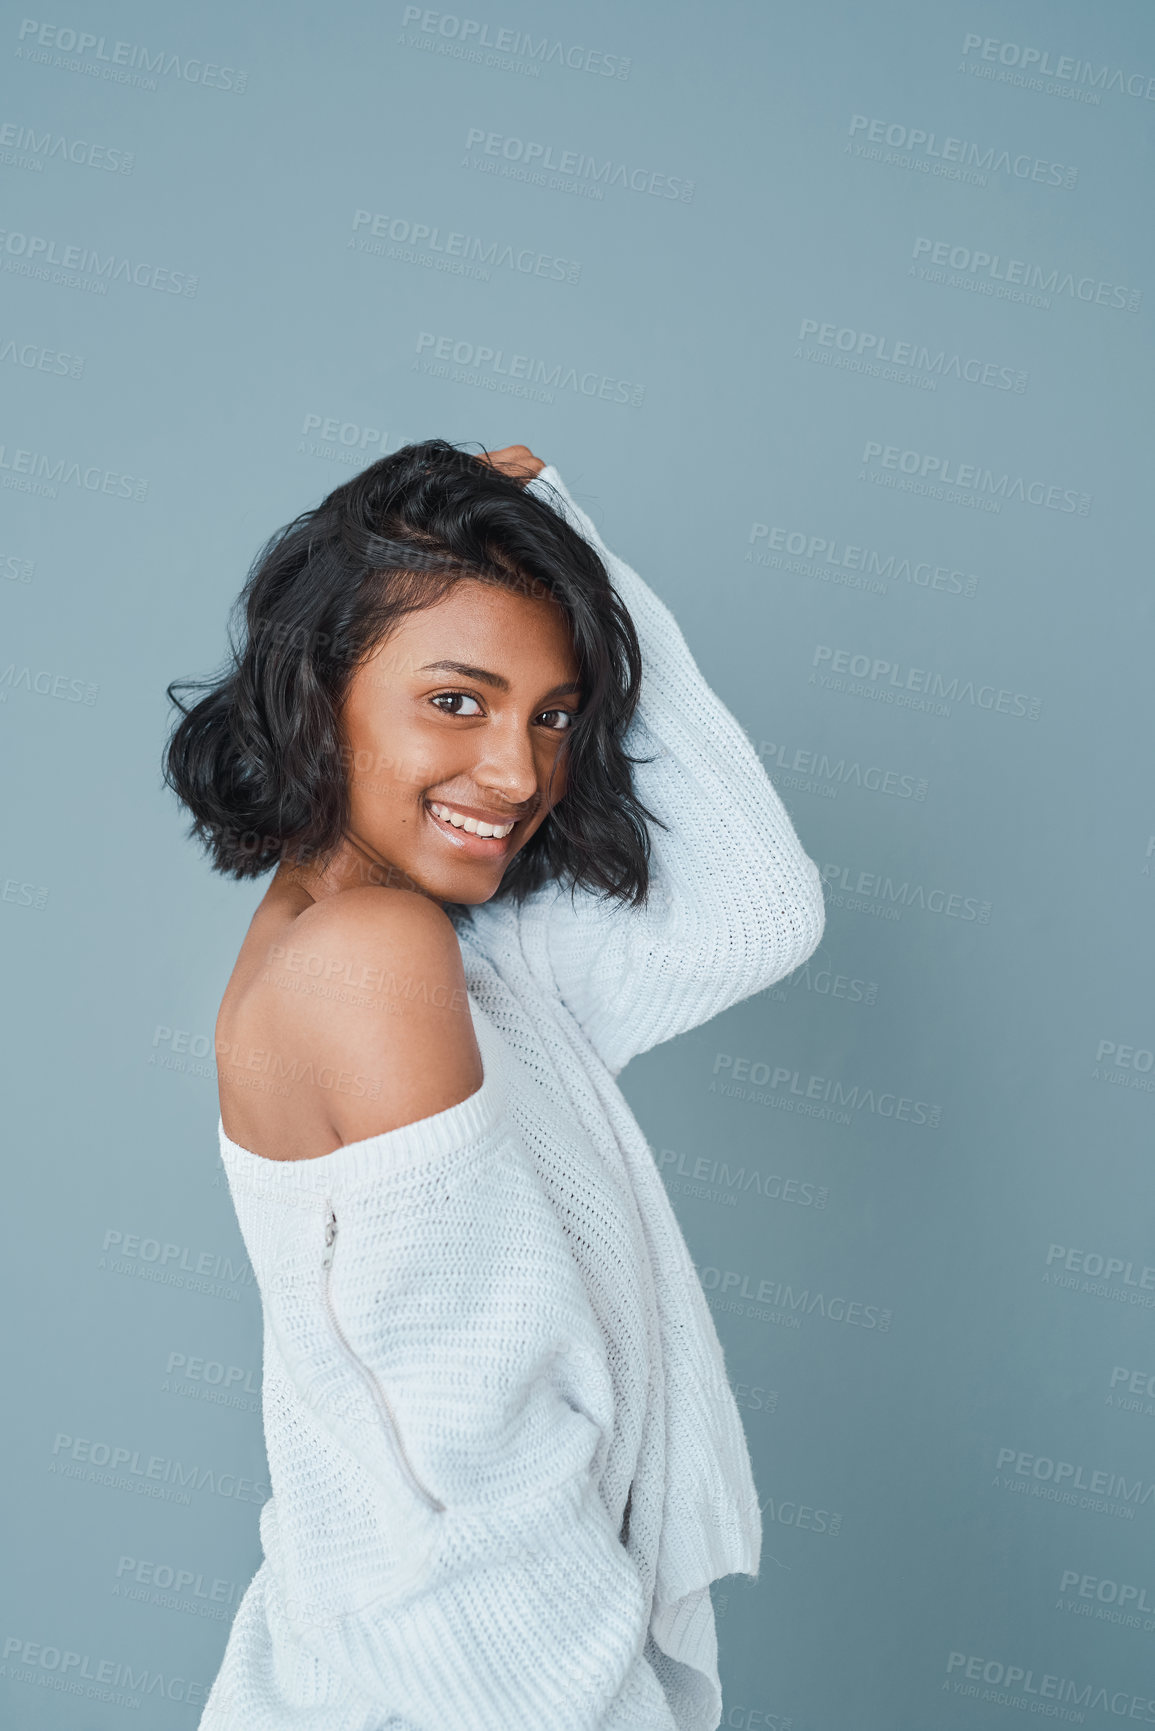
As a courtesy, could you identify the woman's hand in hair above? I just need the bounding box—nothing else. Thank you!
[475,444,545,485]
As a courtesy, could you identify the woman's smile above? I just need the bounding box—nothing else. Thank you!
[423,797,522,857]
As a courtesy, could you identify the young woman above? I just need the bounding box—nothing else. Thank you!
[164,440,826,1731]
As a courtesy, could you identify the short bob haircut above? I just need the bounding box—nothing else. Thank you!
[162,438,664,910]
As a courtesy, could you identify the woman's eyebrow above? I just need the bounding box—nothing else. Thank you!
[417,659,582,702]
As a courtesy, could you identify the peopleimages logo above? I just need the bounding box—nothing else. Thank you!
[1092,1038,1155,1095]
[2,1633,211,1709]
[960,33,1155,102]
[0,117,134,173]
[0,440,147,499]
[0,548,34,581]
[14,18,248,92]
[694,1259,892,1333]
[351,208,581,284]
[0,336,84,377]
[657,1147,828,1211]
[164,1349,259,1395]
[114,1551,243,1616]
[1108,1366,1155,1422]
[0,664,97,704]
[710,1051,941,1128]
[756,739,928,804]
[2,874,48,908]
[99,1228,255,1300]
[860,439,1092,515]
[462,127,694,201]
[1060,1565,1155,1616]
[297,412,391,467]
[796,318,1027,392]
[944,1650,1155,1721]
[414,331,644,407]
[399,8,631,79]
[847,113,1077,188]
[0,226,197,295]
[49,1431,269,1505]
[994,1444,1155,1511]
[747,522,979,600]
[810,644,1043,722]
[1044,1242,1155,1294]
[762,960,880,1009]
[911,235,1141,312]
[819,860,990,924]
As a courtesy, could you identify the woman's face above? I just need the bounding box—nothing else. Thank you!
[336,576,582,906]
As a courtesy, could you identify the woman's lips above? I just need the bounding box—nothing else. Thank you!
[423,799,519,859]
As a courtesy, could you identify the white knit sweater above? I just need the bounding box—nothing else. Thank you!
[198,466,826,1731]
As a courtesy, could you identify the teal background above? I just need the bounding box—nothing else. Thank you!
[2,1,1153,1726]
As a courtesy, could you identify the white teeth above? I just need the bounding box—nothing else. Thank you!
[428,801,514,840]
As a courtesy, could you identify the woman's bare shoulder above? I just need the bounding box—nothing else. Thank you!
[217,886,482,1161]
[284,882,455,957]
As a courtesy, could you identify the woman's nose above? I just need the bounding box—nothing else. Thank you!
[471,717,546,806]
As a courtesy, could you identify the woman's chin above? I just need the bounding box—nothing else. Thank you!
[406,854,513,910]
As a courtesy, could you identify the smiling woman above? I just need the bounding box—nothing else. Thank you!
[164,439,654,902]
[162,438,826,1731]
[162,438,663,1162]
[339,570,582,873]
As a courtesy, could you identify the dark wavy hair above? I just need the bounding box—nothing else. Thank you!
[162,437,665,909]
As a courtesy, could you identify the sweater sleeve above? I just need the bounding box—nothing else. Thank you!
[516,464,826,1078]
[216,1064,679,1731]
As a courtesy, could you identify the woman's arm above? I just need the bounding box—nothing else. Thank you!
[516,462,826,1078]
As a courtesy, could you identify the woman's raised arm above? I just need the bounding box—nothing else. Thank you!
[513,464,826,1078]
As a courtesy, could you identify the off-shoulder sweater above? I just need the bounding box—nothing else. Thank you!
[197,466,826,1731]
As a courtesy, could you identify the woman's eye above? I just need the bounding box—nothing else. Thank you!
[431,692,483,717]
[432,694,575,731]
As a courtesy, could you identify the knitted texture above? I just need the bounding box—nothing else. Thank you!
[198,466,826,1731]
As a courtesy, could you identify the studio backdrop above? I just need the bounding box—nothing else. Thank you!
[3,1,1153,1727]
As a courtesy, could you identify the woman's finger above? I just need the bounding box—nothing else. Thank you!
[475,445,546,484]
